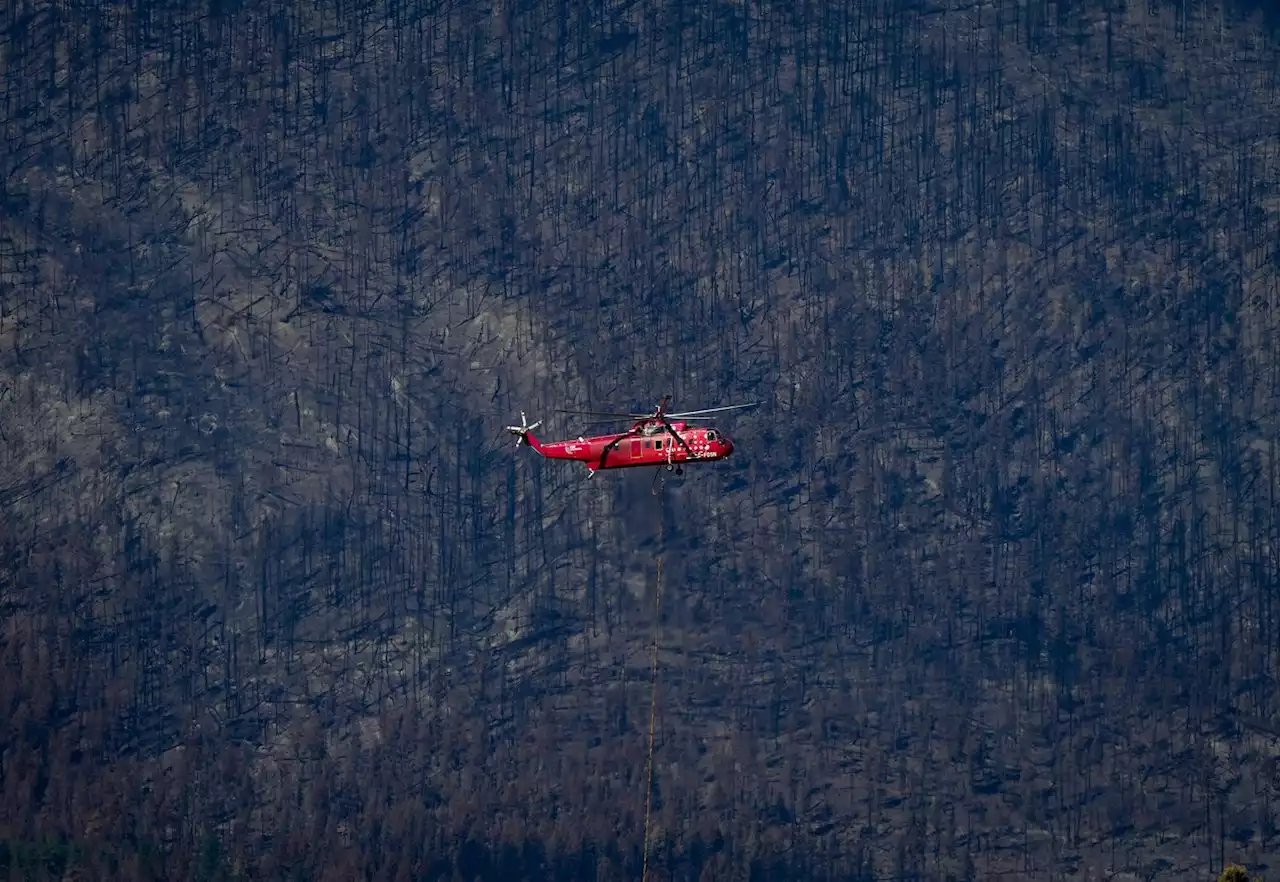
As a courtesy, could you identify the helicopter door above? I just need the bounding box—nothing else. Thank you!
[630,439,643,459]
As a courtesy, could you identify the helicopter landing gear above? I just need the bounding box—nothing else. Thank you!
[654,464,683,495]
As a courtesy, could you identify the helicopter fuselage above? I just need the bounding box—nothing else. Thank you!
[522,420,735,471]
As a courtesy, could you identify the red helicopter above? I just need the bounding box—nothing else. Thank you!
[506,395,757,485]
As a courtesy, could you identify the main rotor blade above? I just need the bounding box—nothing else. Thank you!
[665,403,760,418]
[557,409,649,419]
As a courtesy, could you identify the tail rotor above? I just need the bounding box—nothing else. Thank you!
[505,411,542,447]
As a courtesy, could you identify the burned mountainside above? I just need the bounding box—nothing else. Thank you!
[2,0,1280,879]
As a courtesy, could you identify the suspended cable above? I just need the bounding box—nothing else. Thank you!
[641,498,665,882]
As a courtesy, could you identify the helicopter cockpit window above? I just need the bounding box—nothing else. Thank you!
[706,430,718,441]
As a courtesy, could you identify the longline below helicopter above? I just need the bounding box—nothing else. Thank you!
[505,396,758,478]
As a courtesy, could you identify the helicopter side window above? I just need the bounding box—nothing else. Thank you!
[655,440,663,449]
[706,430,717,441]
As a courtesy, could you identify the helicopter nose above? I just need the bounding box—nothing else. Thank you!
[722,437,734,456]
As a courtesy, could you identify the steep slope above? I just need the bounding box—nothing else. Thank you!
[2,0,1280,879]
